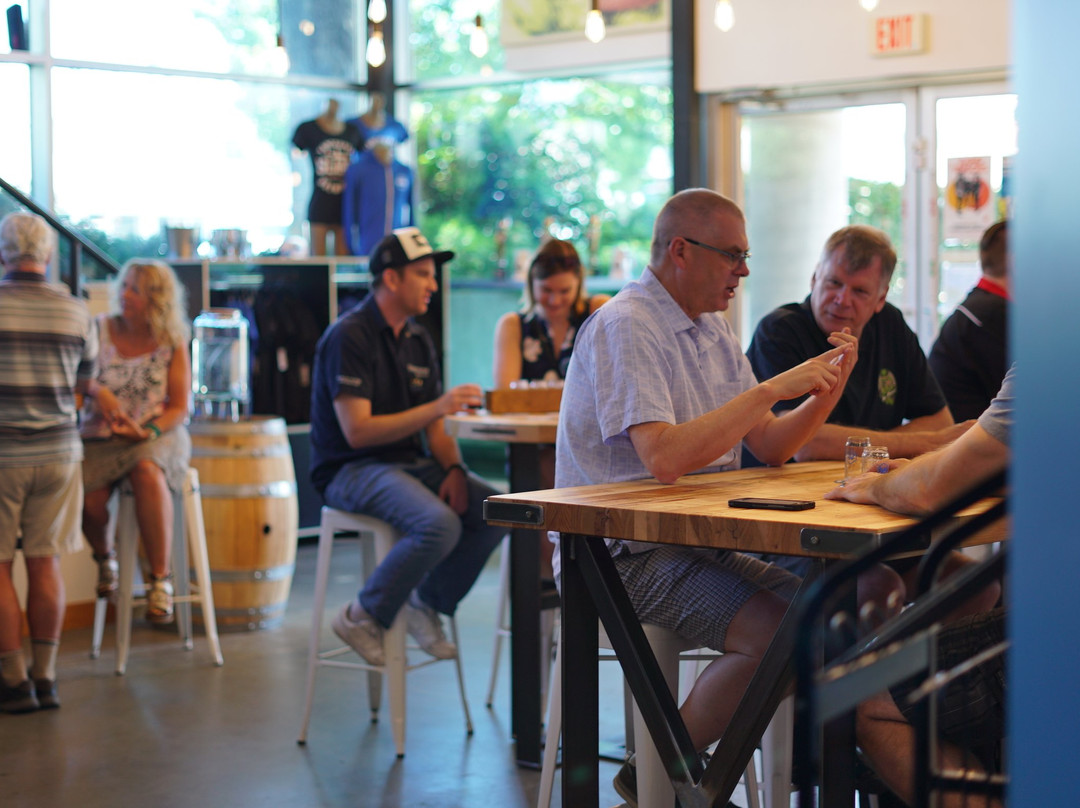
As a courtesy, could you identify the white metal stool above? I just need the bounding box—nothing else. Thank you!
[297,506,473,757]
[538,622,791,808]
[90,467,224,674]
[484,533,559,709]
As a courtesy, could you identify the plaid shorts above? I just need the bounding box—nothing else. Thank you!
[893,606,1007,745]
[613,546,801,652]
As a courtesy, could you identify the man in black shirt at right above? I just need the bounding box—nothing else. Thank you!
[929,220,1009,422]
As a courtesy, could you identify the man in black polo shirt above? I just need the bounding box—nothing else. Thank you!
[746,226,999,615]
[746,225,971,462]
[929,220,1010,422]
[309,227,503,665]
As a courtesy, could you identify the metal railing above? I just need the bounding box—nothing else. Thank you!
[0,175,120,295]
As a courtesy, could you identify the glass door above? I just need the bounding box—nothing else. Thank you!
[736,91,915,346]
[915,84,1017,348]
[731,82,1015,352]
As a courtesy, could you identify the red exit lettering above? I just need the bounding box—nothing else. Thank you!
[871,14,926,56]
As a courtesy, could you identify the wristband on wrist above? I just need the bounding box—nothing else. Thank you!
[445,463,467,477]
[146,423,162,440]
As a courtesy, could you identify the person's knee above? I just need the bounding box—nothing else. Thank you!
[725,590,789,657]
[858,563,906,626]
[412,504,463,555]
[129,459,166,486]
[82,496,111,530]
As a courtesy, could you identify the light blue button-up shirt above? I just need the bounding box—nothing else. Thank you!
[553,267,756,573]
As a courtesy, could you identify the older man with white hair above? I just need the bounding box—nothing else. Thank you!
[0,212,100,713]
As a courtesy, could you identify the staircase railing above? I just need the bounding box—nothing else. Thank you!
[0,175,120,295]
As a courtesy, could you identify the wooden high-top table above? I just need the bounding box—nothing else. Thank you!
[445,411,559,767]
[484,460,1005,807]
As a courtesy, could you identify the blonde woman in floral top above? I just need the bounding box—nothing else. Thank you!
[80,260,191,623]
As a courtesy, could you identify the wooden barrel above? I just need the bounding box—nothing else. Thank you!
[188,416,298,631]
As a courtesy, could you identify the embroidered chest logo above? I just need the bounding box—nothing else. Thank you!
[406,363,430,390]
[878,368,897,406]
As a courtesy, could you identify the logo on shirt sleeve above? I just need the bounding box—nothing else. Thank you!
[338,374,363,390]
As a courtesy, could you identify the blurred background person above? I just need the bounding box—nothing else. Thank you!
[79,259,192,625]
[492,239,608,579]
[929,220,1010,422]
[493,238,609,388]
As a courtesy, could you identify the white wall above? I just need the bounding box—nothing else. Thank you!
[696,0,1011,94]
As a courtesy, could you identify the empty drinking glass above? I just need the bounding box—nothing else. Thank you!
[862,445,890,474]
[844,436,871,480]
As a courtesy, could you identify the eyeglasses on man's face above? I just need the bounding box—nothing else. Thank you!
[682,237,751,266]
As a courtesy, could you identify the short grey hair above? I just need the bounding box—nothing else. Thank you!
[0,212,56,267]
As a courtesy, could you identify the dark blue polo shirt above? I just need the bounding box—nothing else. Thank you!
[309,293,442,493]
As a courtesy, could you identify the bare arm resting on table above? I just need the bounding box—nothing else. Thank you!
[824,421,1008,516]
[791,406,975,462]
[630,339,855,483]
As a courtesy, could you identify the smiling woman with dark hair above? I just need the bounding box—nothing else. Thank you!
[492,238,608,388]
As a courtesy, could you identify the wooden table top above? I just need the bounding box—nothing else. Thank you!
[485,461,1005,559]
[444,410,559,444]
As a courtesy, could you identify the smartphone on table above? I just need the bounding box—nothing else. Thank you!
[727,497,815,511]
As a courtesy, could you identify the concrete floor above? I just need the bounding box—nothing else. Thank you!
[0,539,647,808]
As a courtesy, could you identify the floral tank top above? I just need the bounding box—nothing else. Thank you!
[518,301,592,382]
[80,314,175,439]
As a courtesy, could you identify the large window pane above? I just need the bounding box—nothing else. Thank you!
[740,102,907,344]
[50,0,359,80]
[0,63,32,213]
[52,67,349,266]
[405,0,503,82]
[411,73,672,279]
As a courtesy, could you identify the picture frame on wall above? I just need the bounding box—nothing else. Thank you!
[500,0,669,72]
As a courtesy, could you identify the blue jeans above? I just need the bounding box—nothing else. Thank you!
[324,457,504,628]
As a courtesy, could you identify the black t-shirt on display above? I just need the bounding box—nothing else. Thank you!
[292,120,365,224]
[746,298,947,428]
[309,294,441,493]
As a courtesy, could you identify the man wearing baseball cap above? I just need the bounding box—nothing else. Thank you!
[309,227,504,664]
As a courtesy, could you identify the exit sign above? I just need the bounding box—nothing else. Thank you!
[870,13,928,57]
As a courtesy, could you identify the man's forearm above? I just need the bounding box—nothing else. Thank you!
[754,395,837,465]
[426,420,463,469]
[632,384,779,483]
[339,400,441,449]
[793,418,966,462]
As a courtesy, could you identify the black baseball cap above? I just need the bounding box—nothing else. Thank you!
[369,227,454,275]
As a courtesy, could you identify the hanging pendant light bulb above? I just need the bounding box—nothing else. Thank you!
[859,0,880,10]
[585,1,606,44]
[366,23,386,67]
[367,0,387,24]
[470,13,489,58]
[714,0,735,32]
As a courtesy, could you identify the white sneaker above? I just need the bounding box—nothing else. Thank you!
[404,592,457,660]
[331,603,385,666]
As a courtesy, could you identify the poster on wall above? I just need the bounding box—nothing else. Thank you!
[943,156,995,242]
[998,154,1014,220]
[500,0,669,72]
